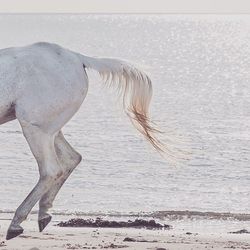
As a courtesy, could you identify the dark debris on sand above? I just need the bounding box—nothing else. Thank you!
[229,229,250,234]
[0,241,6,247]
[57,217,171,230]
[123,237,158,243]
[64,242,128,249]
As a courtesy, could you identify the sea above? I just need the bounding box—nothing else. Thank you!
[0,14,249,224]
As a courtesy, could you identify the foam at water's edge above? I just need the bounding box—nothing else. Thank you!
[1,209,249,221]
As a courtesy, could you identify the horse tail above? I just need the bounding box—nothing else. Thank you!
[79,54,164,153]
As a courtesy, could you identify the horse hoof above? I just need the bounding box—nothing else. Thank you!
[38,215,52,232]
[6,227,24,240]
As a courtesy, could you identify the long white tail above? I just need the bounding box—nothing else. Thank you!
[80,55,164,153]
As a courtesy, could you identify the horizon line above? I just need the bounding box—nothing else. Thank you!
[0,12,250,15]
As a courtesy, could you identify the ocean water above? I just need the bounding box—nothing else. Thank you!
[0,14,249,216]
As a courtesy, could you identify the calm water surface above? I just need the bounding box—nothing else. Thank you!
[0,14,249,215]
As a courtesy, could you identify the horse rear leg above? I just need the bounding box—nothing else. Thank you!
[6,122,63,240]
[38,131,82,232]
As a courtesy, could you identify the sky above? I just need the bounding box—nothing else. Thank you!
[0,0,250,13]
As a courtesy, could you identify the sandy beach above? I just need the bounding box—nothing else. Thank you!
[0,213,250,250]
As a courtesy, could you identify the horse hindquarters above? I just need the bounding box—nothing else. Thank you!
[6,59,88,239]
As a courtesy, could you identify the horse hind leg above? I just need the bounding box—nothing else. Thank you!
[7,122,63,240]
[38,131,82,232]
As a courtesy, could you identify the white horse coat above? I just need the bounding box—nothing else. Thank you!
[0,42,161,240]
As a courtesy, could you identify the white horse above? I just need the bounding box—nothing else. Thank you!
[0,42,163,240]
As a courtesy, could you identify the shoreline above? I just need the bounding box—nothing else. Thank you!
[1,209,249,220]
[0,213,250,249]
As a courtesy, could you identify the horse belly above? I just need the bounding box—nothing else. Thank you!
[0,84,16,125]
[0,102,16,125]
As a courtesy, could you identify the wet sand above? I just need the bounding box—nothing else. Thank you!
[0,215,250,250]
